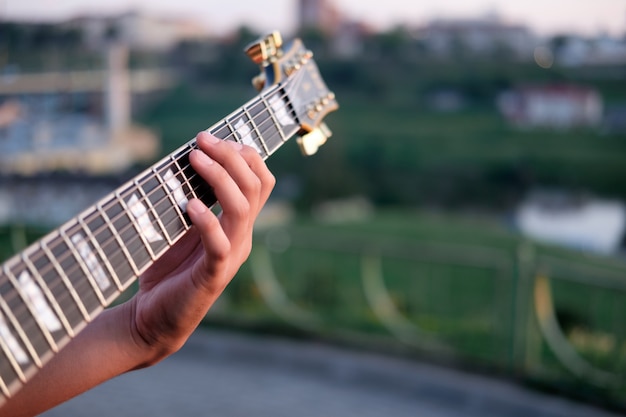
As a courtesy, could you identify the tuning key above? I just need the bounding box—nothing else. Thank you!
[244,31,283,65]
[297,123,333,156]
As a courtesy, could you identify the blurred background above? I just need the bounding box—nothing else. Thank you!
[1,0,625,414]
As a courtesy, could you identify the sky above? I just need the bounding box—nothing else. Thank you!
[0,0,624,38]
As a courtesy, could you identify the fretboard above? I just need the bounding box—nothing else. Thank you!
[0,83,300,401]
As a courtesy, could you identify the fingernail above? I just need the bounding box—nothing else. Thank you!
[199,131,220,144]
[187,199,207,214]
[192,149,214,165]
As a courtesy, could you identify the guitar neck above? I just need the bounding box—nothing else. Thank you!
[0,83,300,401]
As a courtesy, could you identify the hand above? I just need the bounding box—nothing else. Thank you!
[0,132,276,417]
[123,131,275,366]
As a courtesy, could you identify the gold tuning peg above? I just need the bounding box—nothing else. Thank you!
[244,31,283,65]
[297,123,332,156]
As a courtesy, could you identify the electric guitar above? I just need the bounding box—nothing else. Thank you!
[0,32,338,404]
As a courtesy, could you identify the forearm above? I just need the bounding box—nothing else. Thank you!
[0,303,148,417]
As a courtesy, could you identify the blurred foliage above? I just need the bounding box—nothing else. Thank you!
[2,24,626,411]
[138,27,626,211]
[218,210,626,411]
[3,23,625,212]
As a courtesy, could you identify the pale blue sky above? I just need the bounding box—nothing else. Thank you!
[1,0,624,37]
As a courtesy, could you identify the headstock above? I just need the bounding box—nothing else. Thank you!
[244,31,339,156]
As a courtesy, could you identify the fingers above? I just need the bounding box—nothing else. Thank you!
[188,131,275,263]
[195,132,275,215]
[185,198,231,292]
[192,132,274,218]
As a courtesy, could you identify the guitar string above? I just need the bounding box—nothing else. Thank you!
[0,68,308,336]
[0,106,290,344]
[0,80,306,354]
[1,66,311,363]
[0,111,291,358]
[0,63,313,385]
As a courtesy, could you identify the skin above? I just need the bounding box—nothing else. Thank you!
[0,132,276,417]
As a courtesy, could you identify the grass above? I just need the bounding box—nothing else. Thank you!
[2,208,626,408]
[3,71,625,408]
[137,79,626,210]
[212,209,626,409]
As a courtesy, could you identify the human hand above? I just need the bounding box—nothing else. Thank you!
[0,132,275,417]
[123,131,275,366]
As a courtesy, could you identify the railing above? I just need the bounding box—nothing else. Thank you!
[212,226,626,409]
[3,222,625,407]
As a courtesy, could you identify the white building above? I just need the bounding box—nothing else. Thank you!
[413,17,536,59]
[497,84,603,130]
[515,191,626,255]
[0,44,166,175]
[64,11,208,51]
[556,35,626,67]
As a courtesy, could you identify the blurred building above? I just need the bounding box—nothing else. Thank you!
[515,190,626,255]
[0,44,171,175]
[413,17,536,59]
[63,11,209,51]
[554,35,626,67]
[298,0,343,34]
[297,0,371,57]
[0,176,120,227]
[497,84,603,130]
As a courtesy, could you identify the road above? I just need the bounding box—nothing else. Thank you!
[42,329,620,417]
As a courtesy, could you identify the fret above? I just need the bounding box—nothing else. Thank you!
[99,197,145,275]
[20,250,73,340]
[135,174,174,250]
[0,299,30,381]
[268,88,299,138]
[39,238,91,325]
[84,207,136,290]
[254,94,288,156]
[0,267,46,368]
[169,145,199,204]
[227,109,269,158]
[65,221,121,304]
[0,33,340,406]
[0,322,30,399]
[0,348,11,396]
[49,229,106,317]
[47,232,101,316]
[176,150,217,211]
[243,105,269,156]
[117,187,160,264]
[3,264,62,358]
[75,216,123,292]
[58,228,107,308]
[0,307,30,401]
[223,118,238,143]
[153,161,191,241]
[210,121,232,141]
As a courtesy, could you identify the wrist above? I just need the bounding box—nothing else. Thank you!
[117,298,181,370]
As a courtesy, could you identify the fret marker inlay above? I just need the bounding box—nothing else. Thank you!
[127,194,163,243]
[269,94,295,127]
[163,169,189,212]
[0,312,28,364]
[235,118,262,154]
[0,36,338,404]
[18,271,62,332]
[71,233,110,291]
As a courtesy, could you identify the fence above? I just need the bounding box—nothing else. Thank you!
[212,225,626,409]
[2,222,625,408]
